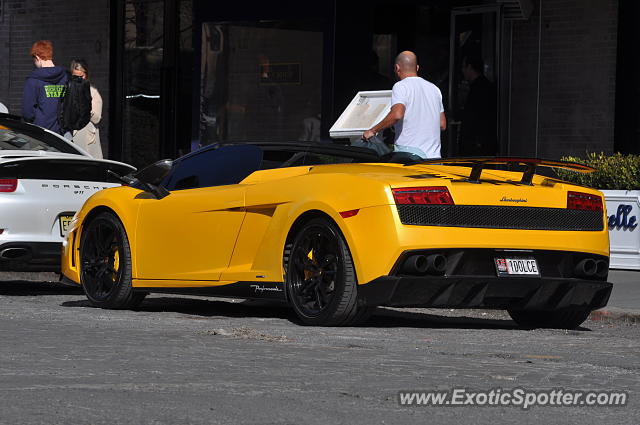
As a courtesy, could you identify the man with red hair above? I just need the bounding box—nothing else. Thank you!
[22,40,68,134]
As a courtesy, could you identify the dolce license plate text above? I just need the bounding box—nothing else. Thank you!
[495,258,539,276]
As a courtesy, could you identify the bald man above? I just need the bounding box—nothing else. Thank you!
[363,51,446,159]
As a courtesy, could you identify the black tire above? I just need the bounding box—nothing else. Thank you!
[79,211,141,309]
[284,217,372,326]
[508,308,591,329]
[129,292,148,309]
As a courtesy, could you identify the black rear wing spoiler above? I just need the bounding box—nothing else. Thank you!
[408,157,595,185]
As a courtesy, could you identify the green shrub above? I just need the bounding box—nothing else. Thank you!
[556,152,640,190]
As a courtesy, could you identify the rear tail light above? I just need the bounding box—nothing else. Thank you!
[0,179,17,192]
[567,191,603,211]
[392,186,454,205]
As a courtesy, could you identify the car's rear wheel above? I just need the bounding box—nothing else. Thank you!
[285,217,372,326]
[508,308,591,329]
[80,211,145,309]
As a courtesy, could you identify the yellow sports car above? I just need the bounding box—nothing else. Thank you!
[61,142,612,328]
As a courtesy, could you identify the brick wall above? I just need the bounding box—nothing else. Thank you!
[0,0,111,155]
[509,0,618,159]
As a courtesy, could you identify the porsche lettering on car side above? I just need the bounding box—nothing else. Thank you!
[61,142,612,328]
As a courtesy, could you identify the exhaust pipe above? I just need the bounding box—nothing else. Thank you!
[595,259,609,278]
[575,258,597,278]
[0,247,30,260]
[402,254,428,274]
[401,254,447,275]
[425,254,447,275]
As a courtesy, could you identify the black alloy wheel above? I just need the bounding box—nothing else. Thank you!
[285,217,371,326]
[80,211,145,309]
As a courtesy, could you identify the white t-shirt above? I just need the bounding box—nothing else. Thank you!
[391,76,444,158]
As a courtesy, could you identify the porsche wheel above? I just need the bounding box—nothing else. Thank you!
[285,217,371,326]
[508,308,591,329]
[80,211,144,309]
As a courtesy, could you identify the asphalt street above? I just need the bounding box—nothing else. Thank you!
[0,273,637,424]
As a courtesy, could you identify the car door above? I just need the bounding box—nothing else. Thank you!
[134,145,263,282]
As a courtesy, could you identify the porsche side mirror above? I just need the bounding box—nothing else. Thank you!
[133,159,173,199]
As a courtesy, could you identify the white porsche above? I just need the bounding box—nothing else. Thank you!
[0,113,134,272]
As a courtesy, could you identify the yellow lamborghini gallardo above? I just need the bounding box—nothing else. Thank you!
[61,142,612,328]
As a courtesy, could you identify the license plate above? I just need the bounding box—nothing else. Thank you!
[494,257,539,276]
[59,215,74,237]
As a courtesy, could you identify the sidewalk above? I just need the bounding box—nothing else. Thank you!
[605,270,640,310]
[591,269,640,323]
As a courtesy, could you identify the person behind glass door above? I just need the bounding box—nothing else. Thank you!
[459,54,497,156]
[363,51,446,159]
[70,58,104,158]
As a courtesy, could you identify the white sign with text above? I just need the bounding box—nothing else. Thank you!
[603,190,640,270]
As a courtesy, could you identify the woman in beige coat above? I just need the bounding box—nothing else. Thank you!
[70,59,103,158]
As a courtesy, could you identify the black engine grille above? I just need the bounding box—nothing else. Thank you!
[396,205,604,231]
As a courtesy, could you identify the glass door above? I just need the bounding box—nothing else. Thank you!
[447,6,501,157]
[121,0,164,169]
[198,21,324,147]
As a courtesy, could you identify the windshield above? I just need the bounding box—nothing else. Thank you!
[0,120,81,154]
[164,144,263,190]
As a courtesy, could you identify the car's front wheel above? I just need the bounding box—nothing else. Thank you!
[508,308,591,329]
[285,217,372,326]
[80,211,145,309]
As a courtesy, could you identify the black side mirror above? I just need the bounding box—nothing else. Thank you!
[134,159,173,199]
[135,159,172,186]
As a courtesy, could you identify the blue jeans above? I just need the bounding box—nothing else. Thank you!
[393,144,433,159]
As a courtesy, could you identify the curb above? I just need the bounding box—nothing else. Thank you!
[589,307,640,324]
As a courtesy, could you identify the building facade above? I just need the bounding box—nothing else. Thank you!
[0,0,632,170]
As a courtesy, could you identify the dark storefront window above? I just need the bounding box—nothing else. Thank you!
[615,0,640,154]
[198,21,324,147]
[122,0,164,169]
[113,1,506,164]
[175,0,194,156]
[448,6,500,157]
